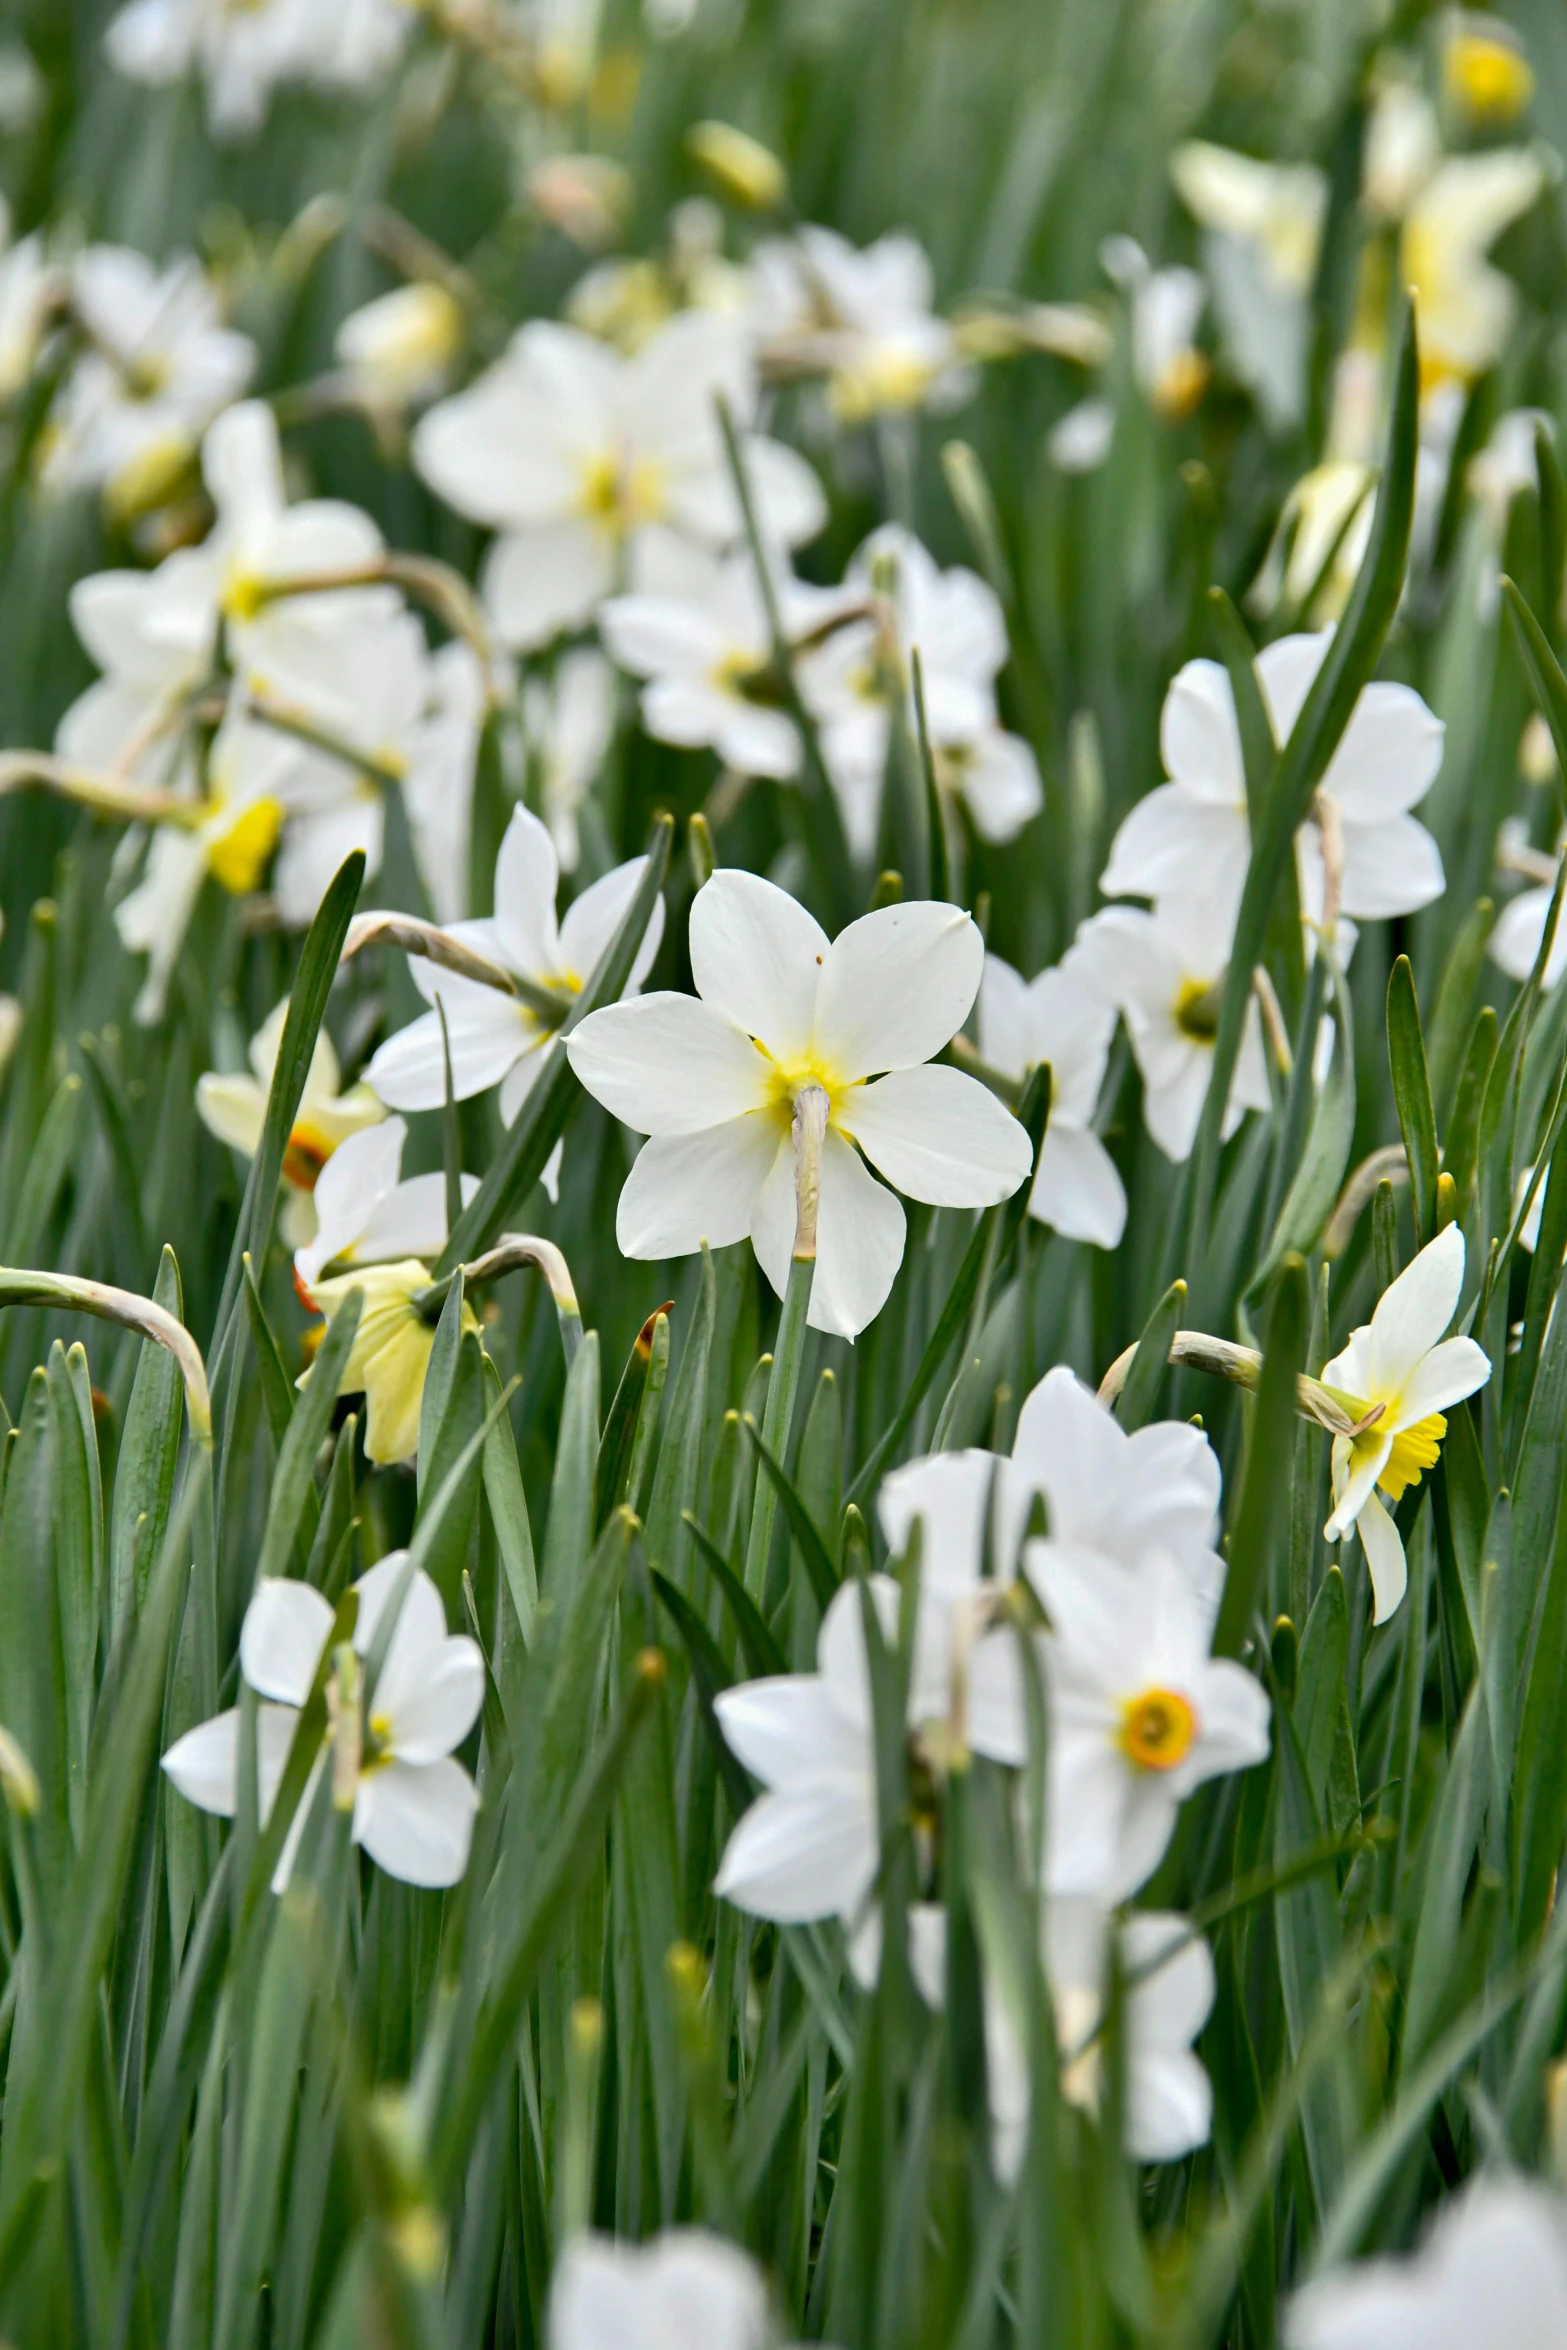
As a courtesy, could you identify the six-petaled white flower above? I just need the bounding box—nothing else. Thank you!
[751,224,973,424]
[566,869,1032,1339]
[161,1553,484,1888]
[412,311,825,650]
[1286,2178,1567,2350]
[978,948,1126,1248]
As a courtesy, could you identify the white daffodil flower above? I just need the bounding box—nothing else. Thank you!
[986,1900,1216,2181]
[1102,631,1446,942]
[601,544,844,782]
[1320,1224,1491,1622]
[1490,823,1567,990]
[796,525,1041,859]
[401,641,488,929]
[205,400,392,645]
[1028,1538,1271,1899]
[161,1554,484,1888]
[367,804,665,1134]
[196,997,385,1247]
[1071,896,1271,1167]
[293,1118,480,1293]
[550,2226,829,2350]
[106,0,408,137]
[0,203,57,400]
[566,197,754,354]
[978,949,1126,1248]
[412,311,825,650]
[335,282,465,417]
[56,547,220,788]
[1286,2177,1567,2350]
[566,870,1031,1340]
[713,1573,895,1940]
[303,1261,480,1467]
[43,246,255,501]
[521,647,617,875]
[1100,236,1209,422]
[1170,141,1327,429]
[751,224,973,424]
[1402,148,1546,391]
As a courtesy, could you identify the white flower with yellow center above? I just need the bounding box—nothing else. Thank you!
[335,281,465,416]
[1101,235,1209,421]
[797,524,1041,860]
[367,804,665,1130]
[43,245,254,501]
[978,948,1126,1249]
[1402,146,1546,390]
[1070,894,1271,1167]
[1321,1224,1491,1622]
[293,1117,479,1293]
[602,543,846,783]
[196,997,385,1247]
[412,311,825,651]
[751,224,973,424]
[986,1899,1216,2181]
[161,1553,484,1887]
[1287,2178,1567,2350]
[1170,141,1327,429]
[566,870,1032,1339]
[1102,629,1446,942]
[1029,1538,1271,1899]
[302,1261,481,1469]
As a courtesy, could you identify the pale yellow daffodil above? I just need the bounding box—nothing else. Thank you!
[301,1259,479,1468]
[197,999,385,1247]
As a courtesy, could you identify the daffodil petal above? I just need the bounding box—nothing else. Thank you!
[240,1580,335,1707]
[567,994,772,1135]
[353,1755,478,1888]
[616,1115,783,1258]
[1358,1489,1409,1623]
[813,900,982,1079]
[840,1064,1032,1207]
[808,1128,906,1338]
[689,867,830,1063]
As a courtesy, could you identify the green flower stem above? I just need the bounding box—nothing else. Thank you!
[0,1266,211,1444]
[743,1087,826,1603]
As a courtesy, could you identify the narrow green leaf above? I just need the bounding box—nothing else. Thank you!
[682,1511,788,1676]
[1114,1277,1186,1432]
[253,1285,362,1590]
[1387,955,1439,1246]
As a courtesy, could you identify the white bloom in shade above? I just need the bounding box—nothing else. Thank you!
[196,997,385,1247]
[751,224,973,424]
[986,1900,1216,2181]
[1171,142,1327,429]
[978,950,1125,1248]
[335,282,465,416]
[1100,236,1208,421]
[602,545,839,782]
[1102,632,1447,941]
[1321,1225,1492,1623]
[367,804,664,1128]
[205,400,391,642]
[44,247,255,497]
[1029,1539,1271,1898]
[412,312,825,650]
[522,647,617,875]
[106,0,313,135]
[1071,897,1271,1166]
[56,547,221,787]
[713,1575,894,1935]
[1286,2178,1567,2350]
[293,1118,480,1292]
[161,1554,484,1888]
[105,0,406,135]
[0,209,56,400]
[550,2227,823,2350]
[1403,148,1546,389]
[566,871,1032,1339]
[401,641,488,929]
[1362,81,1443,224]
[798,525,1041,859]
[1491,857,1567,990]
[1048,398,1115,475]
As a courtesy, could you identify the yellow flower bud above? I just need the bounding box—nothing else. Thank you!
[686,120,788,211]
[1445,15,1535,124]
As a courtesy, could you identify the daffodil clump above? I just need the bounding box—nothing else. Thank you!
[8,1,1567,2343]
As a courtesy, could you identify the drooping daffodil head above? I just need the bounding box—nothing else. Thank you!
[301,1259,480,1468]
[1321,1223,1491,1622]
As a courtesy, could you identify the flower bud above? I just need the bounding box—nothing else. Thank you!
[686,120,787,211]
